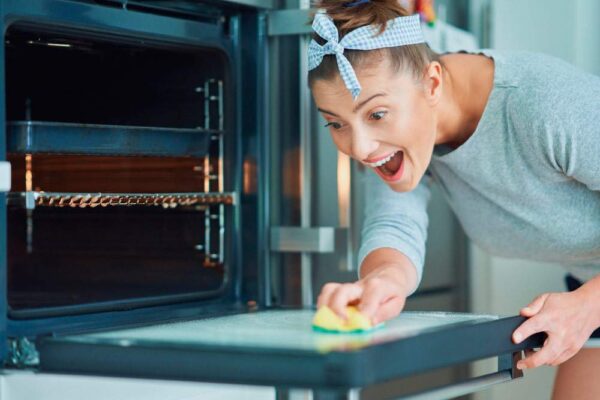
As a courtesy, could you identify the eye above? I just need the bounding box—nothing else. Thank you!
[324,121,343,130]
[370,111,387,121]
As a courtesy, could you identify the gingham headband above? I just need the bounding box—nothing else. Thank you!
[308,12,425,100]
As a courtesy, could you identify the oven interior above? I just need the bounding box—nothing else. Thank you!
[5,24,235,317]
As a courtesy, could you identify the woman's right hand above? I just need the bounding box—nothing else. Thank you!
[316,262,414,326]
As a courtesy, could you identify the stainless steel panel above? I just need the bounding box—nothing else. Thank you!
[270,226,348,253]
[0,162,10,192]
[217,0,276,9]
[268,9,313,36]
[422,184,466,290]
[298,3,312,306]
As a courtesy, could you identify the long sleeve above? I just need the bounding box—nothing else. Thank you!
[551,75,600,191]
[516,53,600,191]
[357,170,432,295]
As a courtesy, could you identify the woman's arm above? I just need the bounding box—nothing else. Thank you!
[316,170,431,324]
[358,248,418,323]
[357,170,432,295]
[360,247,418,287]
[317,247,418,325]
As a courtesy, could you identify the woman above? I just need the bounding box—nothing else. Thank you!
[308,0,600,398]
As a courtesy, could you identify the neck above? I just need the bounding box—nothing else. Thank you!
[435,53,494,149]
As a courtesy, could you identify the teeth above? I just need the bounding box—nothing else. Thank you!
[364,151,398,168]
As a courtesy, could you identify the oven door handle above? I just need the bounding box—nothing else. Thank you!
[0,161,11,192]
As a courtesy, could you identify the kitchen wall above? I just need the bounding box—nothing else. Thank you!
[468,1,600,399]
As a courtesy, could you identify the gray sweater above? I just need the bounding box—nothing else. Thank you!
[358,50,600,290]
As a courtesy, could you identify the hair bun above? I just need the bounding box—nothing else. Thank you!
[314,0,410,37]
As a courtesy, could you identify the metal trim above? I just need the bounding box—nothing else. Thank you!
[399,370,512,400]
[270,227,348,253]
[0,161,10,192]
[7,121,217,157]
[210,0,276,9]
[268,9,314,36]
[3,0,229,47]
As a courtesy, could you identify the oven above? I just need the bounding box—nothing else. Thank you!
[0,1,544,399]
[0,0,266,360]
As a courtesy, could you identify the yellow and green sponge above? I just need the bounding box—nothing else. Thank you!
[312,306,382,333]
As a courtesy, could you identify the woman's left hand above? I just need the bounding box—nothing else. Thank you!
[512,285,600,369]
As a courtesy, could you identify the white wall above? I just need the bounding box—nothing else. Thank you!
[469,0,600,399]
[490,0,600,76]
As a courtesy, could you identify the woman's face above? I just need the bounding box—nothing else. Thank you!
[311,57,441,192]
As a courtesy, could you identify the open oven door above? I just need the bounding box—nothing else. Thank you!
[35,309,545,399]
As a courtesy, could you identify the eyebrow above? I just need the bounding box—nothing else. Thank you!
[317,108,339,117]
[353,93,386,112]
[317,93,387,118]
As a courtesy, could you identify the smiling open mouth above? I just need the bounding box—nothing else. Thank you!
[377,151,403,177]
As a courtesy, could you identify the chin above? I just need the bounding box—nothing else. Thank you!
[386,178,417,193]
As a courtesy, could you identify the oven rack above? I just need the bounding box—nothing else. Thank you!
[7,121,222,157]
[7,191,236,210]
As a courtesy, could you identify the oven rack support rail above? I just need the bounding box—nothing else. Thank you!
[7,191,234,264]
[6,121,222,157]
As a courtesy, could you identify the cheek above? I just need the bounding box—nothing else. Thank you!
[395,98,436,189]
[330,133,352,155]
[402,99,436,150]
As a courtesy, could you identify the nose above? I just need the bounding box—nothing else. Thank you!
[350,128,378,162]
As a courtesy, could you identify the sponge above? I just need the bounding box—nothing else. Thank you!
[312,305,380,333]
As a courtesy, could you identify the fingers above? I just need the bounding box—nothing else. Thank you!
[328,283,364,319]
[517,337,562,369]
[358,276,407,324]
[518,339,583,369]
[317,283,340,308]
[520,293,550,317]
[316,279,406,325]
[358,278,392,319]
[514,291,593,370]
[372,296,405,325]
[523,348,536,359]
[513,313,547,344]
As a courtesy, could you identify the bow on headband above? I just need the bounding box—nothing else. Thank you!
[308,12,425,100]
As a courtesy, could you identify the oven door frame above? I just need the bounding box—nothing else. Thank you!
[34,311,545,399]
[0,0,270,359]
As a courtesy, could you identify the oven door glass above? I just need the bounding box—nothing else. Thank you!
[36,310,545,390]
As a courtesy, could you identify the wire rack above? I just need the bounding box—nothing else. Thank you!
[8,191,236,209]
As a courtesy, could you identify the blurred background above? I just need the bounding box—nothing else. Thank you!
[269,0,599,398]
